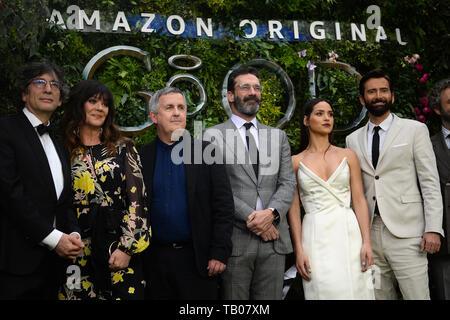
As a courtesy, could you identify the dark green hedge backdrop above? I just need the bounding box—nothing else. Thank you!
[1,0,449,153]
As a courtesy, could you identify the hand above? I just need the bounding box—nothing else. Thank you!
[260,225,279,242]
[247,209,274,236]
[421,232,441,254]
[54,233,84,260]
[295,250,311,281]
[360,242,374,272]
[109,248,131,271]
[207,259,226,276]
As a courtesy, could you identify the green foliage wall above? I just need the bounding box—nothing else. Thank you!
[1,0,449,153]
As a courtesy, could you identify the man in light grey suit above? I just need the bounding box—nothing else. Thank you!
[346,69,443,300]
[204,66,296,300]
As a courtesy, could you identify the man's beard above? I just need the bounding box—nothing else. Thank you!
[439,108,450,124]
[364,97,393,117]
[234,95,261,116]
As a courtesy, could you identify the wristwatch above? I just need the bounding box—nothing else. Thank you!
[268,207,280,225]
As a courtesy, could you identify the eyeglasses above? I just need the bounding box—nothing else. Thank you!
[29,79,61,91]
[235,83,263,92]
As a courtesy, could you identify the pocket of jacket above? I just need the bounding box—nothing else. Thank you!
[401,194,422,203]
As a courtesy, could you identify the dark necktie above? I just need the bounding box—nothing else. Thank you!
[447,133,450,149]
[372,126,381,169]
[243,122,259,177]
[36,123,53,136]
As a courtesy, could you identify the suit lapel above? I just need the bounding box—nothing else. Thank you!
[377,114,402,166]
[358,122,374,171]
[142,140,157,198]
[436,133,450,180]
[50,134,70,203]
[184,139,197,218]
[17,113,57,200]
[221,119,258,184]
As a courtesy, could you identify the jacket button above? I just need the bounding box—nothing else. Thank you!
[375,176,379,180]
[373,196,376,200]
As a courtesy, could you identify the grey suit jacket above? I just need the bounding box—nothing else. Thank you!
[431,132,450,254]
[346,114,443,238]
[205,119,296,256]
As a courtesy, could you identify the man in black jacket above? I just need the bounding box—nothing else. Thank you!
[139,87,234,299]
[0,62,83,299]
[429,78,450,300]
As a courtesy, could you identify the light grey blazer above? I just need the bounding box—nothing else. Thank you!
[205,119,296,256]
[346,114,443,238]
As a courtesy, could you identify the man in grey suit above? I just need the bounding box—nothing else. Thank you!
[204,66,296,300]
[346,69,443,300]
[428,78,450,299]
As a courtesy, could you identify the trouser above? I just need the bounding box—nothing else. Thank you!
[428,254,450,300]
[371,216,430,300]
[144,242,219,300]
[221,234,285,300]
[0,253,62,300]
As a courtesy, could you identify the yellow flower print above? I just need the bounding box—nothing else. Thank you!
[129,206,136,214]
[128,287,135,294]
[130,186,137,193]
[100,175,106,183]
[82,280,92,291]
[79,258,87,267]
[134,237,149,253]
[112,272,124,284]
[124,215,130,222]
[126,268,134,274]
[95,161,102,169]
[58,292,65,300]
[84,246,91,256]
[73,172,95,195]
[103,164,110,172]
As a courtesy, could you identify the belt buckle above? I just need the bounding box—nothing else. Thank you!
[172,243,183,249]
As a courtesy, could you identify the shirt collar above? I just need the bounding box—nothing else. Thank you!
[22,107,50,128]
[368,113,393,134]
[231,113,258,130]
[156,135,183,150]
[442,125,450,139]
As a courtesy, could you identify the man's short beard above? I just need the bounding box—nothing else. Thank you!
[234,95,261,116]
[364,97,393,117]
[439,107,450,124]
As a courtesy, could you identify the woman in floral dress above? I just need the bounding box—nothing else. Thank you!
[59,79,150,300]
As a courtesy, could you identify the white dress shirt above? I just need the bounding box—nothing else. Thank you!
[231,114,264,211]
[22,108,64,250]
[442,126,450,149]
[367,113,394,161]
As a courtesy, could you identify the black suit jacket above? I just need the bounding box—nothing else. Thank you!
[0,112,79,275]
[139,136,234,277]
[431,132,450,255]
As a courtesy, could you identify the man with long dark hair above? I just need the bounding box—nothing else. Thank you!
[0,61,83,299]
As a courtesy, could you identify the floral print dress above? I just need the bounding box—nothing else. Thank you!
[59,140,150,300]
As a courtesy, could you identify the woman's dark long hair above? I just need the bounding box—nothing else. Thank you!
[60,79,122,158]
[299,98,334,153]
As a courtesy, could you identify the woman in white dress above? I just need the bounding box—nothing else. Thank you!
[288,98,375,300]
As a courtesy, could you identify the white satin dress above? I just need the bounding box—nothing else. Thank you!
[297,157,375,300]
